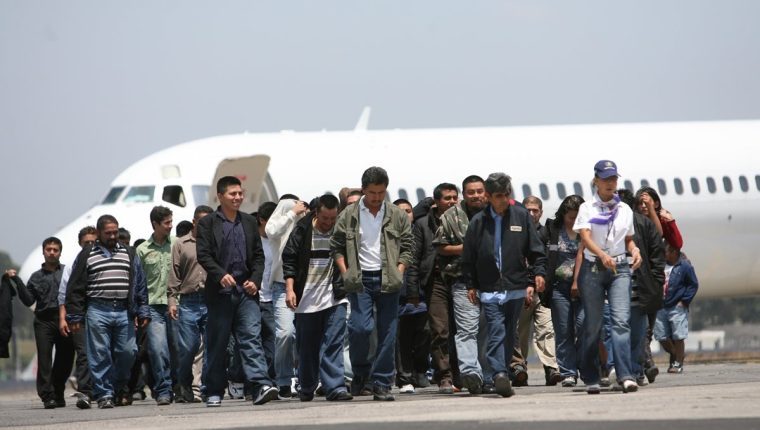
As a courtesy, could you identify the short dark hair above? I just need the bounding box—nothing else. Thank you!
[348,189,362,198]
[361,166,389,189]
[194,205,214,219]
[553,195,585,227]
[149,205,173,225]
[316,194,339,212]
[257,201,277,223]
[217,176,241,195]
[393,198,412,207]
[175,221,193,237]
[433,183,459,200]
[462,175,485,191]
[484,173,513,196]
[666,243,681,256]
[617,189,636,210]
[96,214,119,231]
[133,238,146,248]
[279,193,299,201]
[42,236,62,250]
[118,227,131,241]
[635,186,662,213]
[522,195,543,209]
[77,226,96,242]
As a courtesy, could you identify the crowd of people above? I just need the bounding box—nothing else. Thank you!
[0,161,699,410]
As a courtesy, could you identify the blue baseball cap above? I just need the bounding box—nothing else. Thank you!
[594,160,619,179]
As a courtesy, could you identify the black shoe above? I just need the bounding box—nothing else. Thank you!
[494,372,515,398]
[156,396,172,406]
[511,365,528,387]
[482,383,496,394]
[298,391,314,402]
[97,397,115,409]
[461,373,483,395]
[413,372,431,388]
[115,392,133,407]
[645,366,659,383]
[44,399,57,409]
[350,378,372,396]
[253,385,279,405]
[546,368,563,386]
[75,394,91,410]
[315,384,326,397]
[277,385,292,400]
[372,387,395,401]
[55,398,66,408]
[327,390,353,401]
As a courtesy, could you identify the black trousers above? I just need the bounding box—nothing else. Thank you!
[33,315,74,402]
[71,328,93,399]
[396,312,430,387]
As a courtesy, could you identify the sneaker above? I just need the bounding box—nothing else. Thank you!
[326,390,353,401]
[55,398,66,408]
[315,383,325,397]
[206,395,222,407]
[482,383,496,394]
[298,391,314,402]
[414,372,431,388]
[227,381,245,399]
[115,392,133,407]
[350,377,373,396]
[97,397,115,409]
[608,369,617,385]
[493,372,514,398]
[278,385,293,400]
[561,377,577,388]
[75,394,91,410]
[599,376,611,387]
[546,368,563,386]
[636,376,649,387]
[44,399,57,409]
[668,362,684,374]
[511,365,528,387]
[438,379,454,394]
[131,390,146,401]
[372,386,395,402]
[645,366,660,383]
[399,384,415,394]
[253,385,279,405]
[156,396,172,406]
[622,380,638,393]
[586,384,601,395]
[460,373,483,395]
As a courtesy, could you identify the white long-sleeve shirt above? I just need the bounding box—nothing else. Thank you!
[264,199,306,284]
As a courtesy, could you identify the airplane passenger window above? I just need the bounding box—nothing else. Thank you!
[623,180,634,192]
[122,186,155,203]
[162,185,187,208]
[522,184,532,200]
[673,178,684,195]
[657,179,667,195]
[102,186,126,204]
[192,185,210,206]
[690,177,700,194]
[757,175,760,191]
[738,176,749,192]
[416,188,426,202]
[706,177,716,194]
[640,179,650,188]
[573,182,584,197]
[722,176,733,193]
[556,183,567,199]
[398,189,409,201]
[539,183,549,200]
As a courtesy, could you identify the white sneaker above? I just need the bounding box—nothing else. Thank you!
[227,381,245,399]
[587,383,601,394]
[399,384,415,394]
[622,380,638,393]
[561,377,577,387]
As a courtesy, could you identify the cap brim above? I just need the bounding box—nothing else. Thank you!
[596,171,620,179]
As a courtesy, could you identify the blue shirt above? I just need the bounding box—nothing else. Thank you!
[479,207,526,304]
[217,210,247,293]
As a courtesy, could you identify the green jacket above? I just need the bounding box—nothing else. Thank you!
[330,200,414,293]
[433,201,474,284]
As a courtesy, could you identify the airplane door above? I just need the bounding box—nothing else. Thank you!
[209,155,273,214]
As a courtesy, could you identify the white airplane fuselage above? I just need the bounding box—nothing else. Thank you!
[19,120,760,298]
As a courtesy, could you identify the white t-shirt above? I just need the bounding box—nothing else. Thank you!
[358,198,385,271]
[296,226,349,313]
[573,193,635,260]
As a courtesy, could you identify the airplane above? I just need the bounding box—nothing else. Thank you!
[18,110,760,298]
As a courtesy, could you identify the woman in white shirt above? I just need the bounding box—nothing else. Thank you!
[573,160,642,394]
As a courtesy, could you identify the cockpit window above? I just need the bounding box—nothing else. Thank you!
[122,186,155,203]
[162,185,187,207]
[102,186,126,204]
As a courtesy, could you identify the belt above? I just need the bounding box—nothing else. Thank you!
[89,298,128,307]
[585,254,627,264]
[362,270,382,276]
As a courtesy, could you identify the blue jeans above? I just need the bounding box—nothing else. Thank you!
[86,299,137,401]
[551,281,585,378]
[271,281,296,387]
[481,297,523,378]
[205,291,272,398]
[629,304,649,379]
[578,259,634,385]
[452,281,482,378]
[260,301,277,381]
[146,305,173,398]
[176,293,207,391]
[347,271,399,390]
[654,306,689,341]
[296,304,348,396]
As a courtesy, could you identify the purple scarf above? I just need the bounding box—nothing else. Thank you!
[589,194,621,225]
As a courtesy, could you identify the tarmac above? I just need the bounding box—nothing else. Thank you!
[1,362,759,430]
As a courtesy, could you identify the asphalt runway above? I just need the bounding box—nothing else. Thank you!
[1,363,759,429]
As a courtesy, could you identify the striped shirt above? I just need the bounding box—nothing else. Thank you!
[86,243,131,300]
[296,223,347,313]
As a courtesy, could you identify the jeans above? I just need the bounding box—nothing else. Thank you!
[551,281,584,378]
[86,300,137,401]
[629,304,649,379]
[146,305,173,398]
[271,281,296,387]
[205,291,272,398]
[347,271,399,390]
[260,301,277,381]
[33,314,75,402]
[481,298,523,378]
[578,259,634,385]
[654,306,689,341]
[176,294,207,393]
[451,281,482,378]
[296,304,348,396]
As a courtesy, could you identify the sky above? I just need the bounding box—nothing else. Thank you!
[2,0,760,264]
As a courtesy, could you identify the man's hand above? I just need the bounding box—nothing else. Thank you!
[397,263,406,275]
[641,193,656,213]
[3,269,16,278]
[169,304,179,321]
[285,288,298,310]
[525,286,535,309]
[70,322,82,333]
[534,275,545,293]
[467,289,479,305]
[600,253,616,271]
[291,201,309,216]
[139,318,150,329]
[570,282,580,299]
[630,248,642,271]
[243,280,258,296]
[59,319,70,337]
[220,274,236,289]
